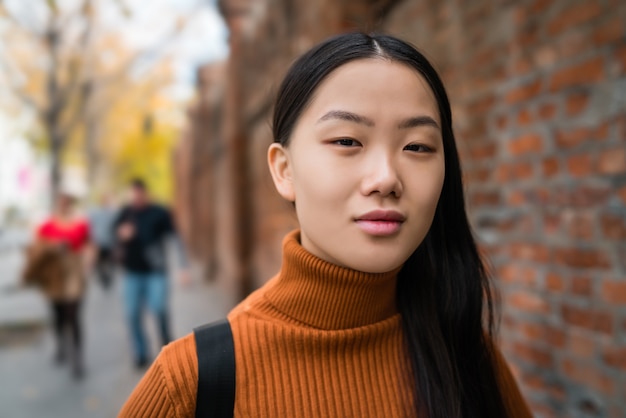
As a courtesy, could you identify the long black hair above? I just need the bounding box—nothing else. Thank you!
[272,33,509,418]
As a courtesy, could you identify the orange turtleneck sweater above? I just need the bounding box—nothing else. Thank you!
[119,230,531,417]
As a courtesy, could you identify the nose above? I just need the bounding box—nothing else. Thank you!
[360,153,403,198]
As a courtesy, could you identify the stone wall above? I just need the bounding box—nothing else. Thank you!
[174,1,626,416]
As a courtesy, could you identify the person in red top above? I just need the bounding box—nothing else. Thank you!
[33,193,91,378]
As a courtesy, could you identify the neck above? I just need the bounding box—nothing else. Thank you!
[264,230,401,330]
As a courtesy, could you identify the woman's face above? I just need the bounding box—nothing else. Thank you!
[56,195,75,216]
[269,58,445,273]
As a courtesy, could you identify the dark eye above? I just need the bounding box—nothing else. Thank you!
[333,138,361,147]
[404,143,433,152]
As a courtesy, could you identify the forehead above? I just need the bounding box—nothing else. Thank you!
[303,58,440,122]
[58,195,74,205]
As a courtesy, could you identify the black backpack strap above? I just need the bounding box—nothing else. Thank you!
[194,319,236,418]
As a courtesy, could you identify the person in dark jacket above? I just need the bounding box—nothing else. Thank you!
[113,178,188,368]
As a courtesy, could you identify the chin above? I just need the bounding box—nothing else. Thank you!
[347,256,406,274]
[342,243,413,273]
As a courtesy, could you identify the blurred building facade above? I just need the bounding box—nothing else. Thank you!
[174,1,626,416]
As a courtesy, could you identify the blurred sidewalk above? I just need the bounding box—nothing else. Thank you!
[0,232,229,418]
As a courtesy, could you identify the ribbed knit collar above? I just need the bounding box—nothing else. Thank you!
[264,230,400,330]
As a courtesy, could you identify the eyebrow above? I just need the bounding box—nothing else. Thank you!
[318,110,374,127]
[397,115,440,130]
[317,110,440,129]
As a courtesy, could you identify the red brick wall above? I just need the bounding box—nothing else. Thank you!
[175,1,625,415]
[382,1,626,416]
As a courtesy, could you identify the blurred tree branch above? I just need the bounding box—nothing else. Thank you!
[0,0,192,203]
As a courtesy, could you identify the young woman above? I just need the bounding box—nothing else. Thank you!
[120,33,531,417]
[23,193,91,379]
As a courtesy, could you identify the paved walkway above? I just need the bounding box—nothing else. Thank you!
[0,235,230,418]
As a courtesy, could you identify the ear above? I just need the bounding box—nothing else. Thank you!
[267,143,295,202]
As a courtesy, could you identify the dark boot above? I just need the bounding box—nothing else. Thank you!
[54,344,66,365]
[71,344,85,380]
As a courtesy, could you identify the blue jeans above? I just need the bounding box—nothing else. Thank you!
[122,272,171,362]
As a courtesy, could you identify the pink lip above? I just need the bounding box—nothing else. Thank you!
[355,210,405,236]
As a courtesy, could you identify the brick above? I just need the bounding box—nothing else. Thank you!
[496,162,535,183]
[597,148,626,175]
[533,45,558,69]
[618,186,626,204]
[566,153,593,178]
[508,190,526,205]
[569,332,595,358]
[565,91,589,116]
[554,30,596,62]
[553,185,613,208]
[512,7,527,26]
[600,212,626,240]
[480,216,515,233]
[547,382,566,402]
[517,109,532,125]
[542,157,560,177]
[519,322,545,340]
[602,280,626,304]
[513,56,532,76]
[554,247,611,269]
[499,265,537,286]
[546,272,565,292]
[540,324,567,348]
[548,2,602,35]
[464,119,488,139]
[561,304,613,334]
[523,373,550,391]
[555,123,609,149]
[465,167,490,182]
[530,0,553,14]
[508,133,543,155]
[469,94,496,114]
[516,214,536,234]
[497,165,510,182]
[508,290,550,313]
[529,402,558,418]
[549,56,605,92]
[538,103,557,120]
[512,341,554,367]
[543,213,561,235]
[495,114,507,130]
[510,242,551,262]
[502,313,516,331]
[618,245,626,272]
[562,358,614,394]
[513,27,539,49]
[593,17,624,45]
[511,161,534,180]
[570,275,593,297]
[602,347,626,371]
[616,45,626,74]
[611,406,626,418]
[468,142,497,160]
[470,190,501,206]
[564,211,595,240]
[506,79,542,104]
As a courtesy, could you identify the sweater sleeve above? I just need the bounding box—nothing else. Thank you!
[118,334,199,418]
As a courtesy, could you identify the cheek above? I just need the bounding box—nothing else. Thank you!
[408,164,445,214]
[290,150,352,204]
